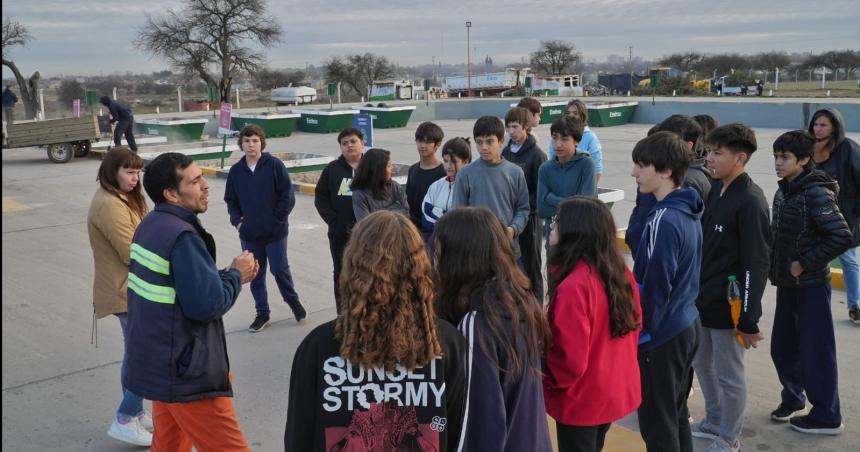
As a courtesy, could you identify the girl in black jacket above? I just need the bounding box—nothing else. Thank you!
[769,130,851,436]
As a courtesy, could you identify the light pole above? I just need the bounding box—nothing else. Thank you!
[466,21,472,97]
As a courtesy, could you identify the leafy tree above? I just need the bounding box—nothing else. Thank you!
[658,51,704,73]
[695,53,751,77]
[750,51,791,70]
[530,40,581,75]
[57,79,85,108]
[324,53,396,100]
[1,17,41,119]
[135,0,282,102]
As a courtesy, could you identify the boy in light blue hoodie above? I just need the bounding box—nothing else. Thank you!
[630,131,703,452]
[537,116,596,245]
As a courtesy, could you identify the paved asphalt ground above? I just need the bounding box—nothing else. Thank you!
[3,120,858,451]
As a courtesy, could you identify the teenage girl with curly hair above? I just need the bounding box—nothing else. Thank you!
[285,211,466,452]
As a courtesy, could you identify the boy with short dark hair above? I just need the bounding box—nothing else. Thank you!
[452,116,530,251]
[502,107,548,298]
[225,124,305,332]
[537,115,596,243]
[691,123,770,452]
[517,96,543,131]
[315,128,364,313]
[626,115,712,253]
[407,121,446,234]
[769,129,850,436]
[630,131,703,452]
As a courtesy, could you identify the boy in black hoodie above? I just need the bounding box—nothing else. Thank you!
[769,130,850,436]
[631,131,703,452]
[314,128,364,314]
[691,123,770,452]
[809,107,860,324]
[502,107,548,300]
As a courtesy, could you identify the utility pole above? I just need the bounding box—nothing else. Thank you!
[466,21,472,97]
[629,46,633,93]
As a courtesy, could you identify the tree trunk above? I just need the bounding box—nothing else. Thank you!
[1,59,40,119]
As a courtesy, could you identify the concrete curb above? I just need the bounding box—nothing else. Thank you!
[615,228,846,290]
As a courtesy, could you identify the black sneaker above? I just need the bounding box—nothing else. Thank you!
[849,307,860,324]
[789,415,844,435]
[248,313,270,333]
[771,404,806,422]
[289,300,307,323]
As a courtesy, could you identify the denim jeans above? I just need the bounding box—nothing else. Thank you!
[116,314,144,417]
[838,247,859,309]
[241,235,300,315]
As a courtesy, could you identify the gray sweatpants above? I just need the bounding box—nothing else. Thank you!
[692,327,747,443]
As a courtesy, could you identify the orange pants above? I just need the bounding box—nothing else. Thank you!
[152,397,249,452]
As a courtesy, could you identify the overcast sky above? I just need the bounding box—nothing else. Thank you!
[2,0,859,78]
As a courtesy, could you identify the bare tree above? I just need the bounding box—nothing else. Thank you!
[324,53,396,100]
[695,53,751,77]
[2,17,41,119]
[530,40,581,75]
[658,51,704,73]
[135,0,282,102]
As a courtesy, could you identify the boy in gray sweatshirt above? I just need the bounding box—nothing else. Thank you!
[452,116,531,253]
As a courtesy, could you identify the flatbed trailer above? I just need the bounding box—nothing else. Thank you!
[4,115,100,163]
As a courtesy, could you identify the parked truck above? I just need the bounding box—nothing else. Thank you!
[4,115,100,163]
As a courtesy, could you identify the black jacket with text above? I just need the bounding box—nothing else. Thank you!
[697,173,770,333]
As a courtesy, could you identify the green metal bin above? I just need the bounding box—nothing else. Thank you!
[351,105,416,129]
[586,102,639,127]
[296,110,357,134]
[509,101,567,124]
[135,117,209,142]
[231,112,300,137]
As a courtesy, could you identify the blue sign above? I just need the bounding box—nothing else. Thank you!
[353,113,374,148]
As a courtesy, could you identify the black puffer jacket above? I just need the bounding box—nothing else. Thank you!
[770,169,852,287]
[810,107,860,246]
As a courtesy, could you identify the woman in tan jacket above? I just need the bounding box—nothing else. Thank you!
[87,147,151,446]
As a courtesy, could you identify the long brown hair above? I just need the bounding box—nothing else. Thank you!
[97,147,147,218]
[547,197,639,338]
[335,210,442,371]
[433,207,550,380]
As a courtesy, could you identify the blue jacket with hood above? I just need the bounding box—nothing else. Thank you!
[633,187,703,351]
[224,152,295,243]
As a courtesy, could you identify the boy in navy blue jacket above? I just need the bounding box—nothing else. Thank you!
[631,131,703,452]
[224,125,306,332]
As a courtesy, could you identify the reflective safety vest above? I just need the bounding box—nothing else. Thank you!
[124,203,233,403]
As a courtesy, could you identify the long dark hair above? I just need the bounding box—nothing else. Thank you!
[433,207,550,379]
[547,197,639,338]
[97,146,148,218]
[350,148,392,200]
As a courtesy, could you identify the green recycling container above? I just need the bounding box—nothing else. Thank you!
[539,101,567,124]
[296,110,357,133]
[509,101,567,125]
[231,112,300,137]
[135,117,209,142]
[587,102,638,127]
[351,105,416,128]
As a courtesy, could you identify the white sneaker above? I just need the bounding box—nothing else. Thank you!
[107,417,152,446]
[705,437,740,452]
[137,410,153,431]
